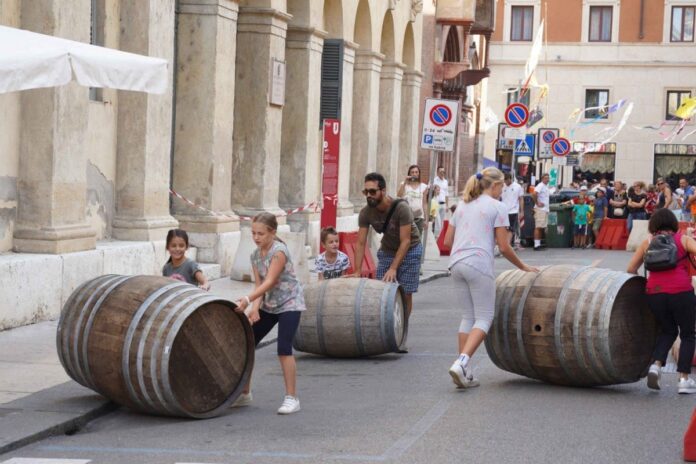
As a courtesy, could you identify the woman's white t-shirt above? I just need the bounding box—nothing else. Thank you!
[448,195,510,278]
[403,182,428,218]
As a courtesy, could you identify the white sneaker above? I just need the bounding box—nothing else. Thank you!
[678,377,696,394]
[231,392,252,408]
[448,362,479,389]
[647,363,661,390]
[277,395,300,415]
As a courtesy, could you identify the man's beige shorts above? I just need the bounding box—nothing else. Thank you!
[534,209,548,229]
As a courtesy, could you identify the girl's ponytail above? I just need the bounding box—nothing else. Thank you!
[461,167,504,203]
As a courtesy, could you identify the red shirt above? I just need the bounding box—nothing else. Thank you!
[572,195,593,206]
[645,192,658,215]
[646,231,693,294]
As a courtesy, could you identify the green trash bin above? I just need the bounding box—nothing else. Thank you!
[547,203,573,248]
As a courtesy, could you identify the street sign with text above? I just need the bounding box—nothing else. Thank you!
[421,98,459,152]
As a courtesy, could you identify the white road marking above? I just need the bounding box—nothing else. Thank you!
[1,459,91,464]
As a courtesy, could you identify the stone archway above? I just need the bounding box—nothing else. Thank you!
[377,10,403,193]
[399,22,422,183]
[349,0,380,210]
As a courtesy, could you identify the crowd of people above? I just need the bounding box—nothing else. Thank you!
[158,165,696,416]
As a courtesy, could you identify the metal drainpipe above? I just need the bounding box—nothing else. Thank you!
[639,0,645,40]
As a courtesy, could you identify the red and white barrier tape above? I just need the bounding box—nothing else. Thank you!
[169,188,319,221]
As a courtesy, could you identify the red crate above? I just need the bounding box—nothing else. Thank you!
[338,231,376,279]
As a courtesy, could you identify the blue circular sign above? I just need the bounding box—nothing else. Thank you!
[542,130,556,144]
[551,137,571,156]
[430,104,452,127]
[505,103,529,128]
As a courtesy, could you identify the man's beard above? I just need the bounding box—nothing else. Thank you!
[366,197,379,207]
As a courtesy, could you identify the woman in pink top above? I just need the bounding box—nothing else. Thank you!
[627,208,696,394]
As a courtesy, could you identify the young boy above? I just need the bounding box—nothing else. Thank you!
[314,227,350,280]
[572,195,591,249]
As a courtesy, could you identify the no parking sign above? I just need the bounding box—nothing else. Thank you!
[421,98,460,152]
[551,137,571,156]
[537,128,559,159]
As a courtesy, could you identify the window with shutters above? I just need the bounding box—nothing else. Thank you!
[320,40,344,126]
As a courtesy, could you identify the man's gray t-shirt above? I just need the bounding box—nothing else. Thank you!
[358,199,420,253]
[162,258,202,285]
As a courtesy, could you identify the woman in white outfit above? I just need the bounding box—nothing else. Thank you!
[444,167,538,388]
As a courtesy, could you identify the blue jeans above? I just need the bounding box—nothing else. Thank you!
[627,211,646,232]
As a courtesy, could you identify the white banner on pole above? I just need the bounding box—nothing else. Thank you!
[523,20,544,85]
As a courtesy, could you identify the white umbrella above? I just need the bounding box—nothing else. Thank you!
[0,25,168,95]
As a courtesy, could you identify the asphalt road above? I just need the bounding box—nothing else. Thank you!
[1,249,693,464]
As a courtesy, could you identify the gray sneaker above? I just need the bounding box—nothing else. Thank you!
[231,392,252,408]
[678,377,696,394]
[647,363,661,390]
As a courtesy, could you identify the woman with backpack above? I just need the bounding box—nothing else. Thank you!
[627,208,696,394]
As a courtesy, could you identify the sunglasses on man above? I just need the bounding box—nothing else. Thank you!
[362,188,382,196]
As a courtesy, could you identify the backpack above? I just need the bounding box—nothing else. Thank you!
[644,232,684,272]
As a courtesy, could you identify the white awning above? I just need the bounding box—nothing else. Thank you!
[0,25,168,95]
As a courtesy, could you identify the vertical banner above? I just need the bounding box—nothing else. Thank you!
[321,119,341,233]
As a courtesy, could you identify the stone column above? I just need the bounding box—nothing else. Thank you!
[232,6,291,221]
[172,0,239,233]
[336,41,357,217]
[349,50,384,210]
[377,61,405,193]
[112,0,178,241]
[13,0,97,254]
[279,26,325,231]
[398,70,424,180]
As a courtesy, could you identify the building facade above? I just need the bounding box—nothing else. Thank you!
[0,0,424,329]
[484,0,696,187]
[418,0,495,199]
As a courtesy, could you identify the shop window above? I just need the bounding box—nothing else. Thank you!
[511,6,533,41]
[506,87,530,108]
[671,6,695,42]
[584,89,610,119]
[666,90,693,120]
[589,6,612,42]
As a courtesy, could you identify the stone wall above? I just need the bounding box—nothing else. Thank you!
[0,0,426,330]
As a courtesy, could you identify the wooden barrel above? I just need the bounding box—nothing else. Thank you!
[293,278,406,357]
[484,265,657,386]
[57,275,254,418]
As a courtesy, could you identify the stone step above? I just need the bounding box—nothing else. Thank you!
[200,263,221,281]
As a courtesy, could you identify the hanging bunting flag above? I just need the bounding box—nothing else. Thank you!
[674,97,696,120]
[570,99,628,137]
[576,102,634,156]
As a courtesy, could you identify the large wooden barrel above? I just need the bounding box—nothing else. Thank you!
[57,275,254,418]
[484,265,657,387]
[293,278,406,357]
